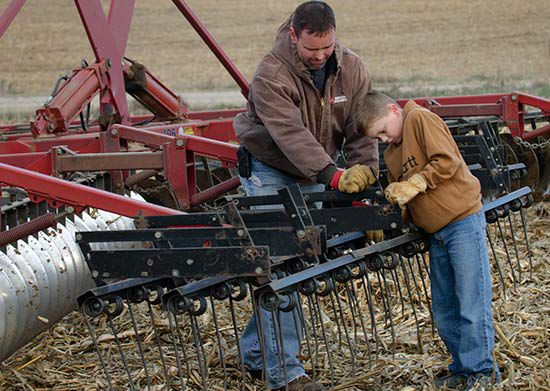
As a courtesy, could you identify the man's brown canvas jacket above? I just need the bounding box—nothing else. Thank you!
[233,17,378,183]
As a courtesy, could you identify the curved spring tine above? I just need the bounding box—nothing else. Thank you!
[405,257,426,312]
[189,314,208,391]
[495,219,518,287]
[249,283,269,386]
[306,295,321,371]
[146,301,171,385]
[209,297,228,390]
[127,303,152,390]
[347,280,373,367]
[518,208,533,278]
[167,310,187,391]
[486,226,507,299]
[380,269,396,357]
[332,284,356,375]
[360,273,381,354]
[328,291,344,348]
[173,312,192,380]
[391,268,407,317]
[106,315,136,390]
[314,295,335,389]
[414,253,434,333]
[506,213,523,281]
[375,271,391,326]
[295,294,316,384]
[398,254,422,352]
[418,252,435,335]
[228,296,246,390]
[273,309,289,390]
[83,315,114,390]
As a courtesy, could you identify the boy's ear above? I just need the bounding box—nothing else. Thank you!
[389,103,400,115]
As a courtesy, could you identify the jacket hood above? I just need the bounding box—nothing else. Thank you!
[271,15,344,80]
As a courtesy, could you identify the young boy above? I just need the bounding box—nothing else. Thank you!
[354,91,500,390]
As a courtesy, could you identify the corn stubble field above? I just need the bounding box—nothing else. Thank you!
[0,0,549,390]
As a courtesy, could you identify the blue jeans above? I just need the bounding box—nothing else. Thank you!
[429,211,499,379]
[239,157,324,388]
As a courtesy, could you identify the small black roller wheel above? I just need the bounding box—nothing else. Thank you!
[188,296,207,316]
[211,283,231,301]
[351,261,368,279]
[145,285,164,305]
[127,286,146,304]
[520,194,534,208]
[231,280,248,302]
[485,209,498,224]
[260,292,280,312]
[496,205,509,218]
[166,295,190,315]
[82,296,105,318]
[399,242,417,258]
[509,198,522,212]
[105,296,124,318]
[333,266,352,283]
[298,279,317,296]
[316,276,334,297]
[278,292,297,312]
[382,253,400,270]
[367,254,384,272]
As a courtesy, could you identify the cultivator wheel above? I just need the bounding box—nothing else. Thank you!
[74,185,535,390]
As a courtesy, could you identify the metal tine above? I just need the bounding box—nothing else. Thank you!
[518,204,534,279]
[485,225,507,299]
[165,310,186,391]
[208,297,228,391]
[314,294,335,389]
[328,286,344,349]
[189,310,208,391]
[379,268,397,357]
[104,297,137,391]
[248,282,270,387]
[228,293,247,390]
[331,275,357,375]
[397,254,423,352]
[404,255,427,312]
[413,252,434,330]
[274,309,290,391]
[506,212,523,281]
[360,272,381,354]
[417,250,435,335]
[305,293,322,382]
[295,293,316,384]
[346,268,374,367]
[145,287,171,387]
[126,300,153,390]
[82,308,115,390]
[390,267,407,318]
[495,215,518,287]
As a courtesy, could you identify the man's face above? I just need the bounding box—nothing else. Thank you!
[367,104,404,145]
[290,27,335,70]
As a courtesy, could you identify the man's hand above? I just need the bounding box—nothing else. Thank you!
[384,173,427,206]
[331,164,378,193]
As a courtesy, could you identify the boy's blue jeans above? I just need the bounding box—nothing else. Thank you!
[239,156,324,389]
[428,211,500,379]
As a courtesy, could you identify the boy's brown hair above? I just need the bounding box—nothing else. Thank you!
[354,91,397,132]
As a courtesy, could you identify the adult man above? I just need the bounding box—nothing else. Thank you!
[233,2,378,390]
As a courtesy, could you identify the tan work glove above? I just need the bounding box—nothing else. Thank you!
[384,173,427,206]
[332,164,378,194]
[366,229,384,243]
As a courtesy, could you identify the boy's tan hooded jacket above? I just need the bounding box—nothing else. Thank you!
[233,17,378,183]
[384,101,482,233]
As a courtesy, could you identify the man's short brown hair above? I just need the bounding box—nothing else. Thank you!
[292,1,336,37]
[354,91,397,132]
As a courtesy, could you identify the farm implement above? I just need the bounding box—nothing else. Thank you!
[0,0,548,389]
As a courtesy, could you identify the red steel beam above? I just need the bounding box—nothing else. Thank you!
[0,163,182,216]
[0,0,25,39]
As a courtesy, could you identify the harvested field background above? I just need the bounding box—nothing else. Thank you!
[0,0,549,101]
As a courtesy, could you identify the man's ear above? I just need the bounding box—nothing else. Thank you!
[389,103,400,115]
[289,26,298,44]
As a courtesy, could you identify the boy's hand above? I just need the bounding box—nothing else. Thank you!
[385,173,427,206]
[331,164,378,193]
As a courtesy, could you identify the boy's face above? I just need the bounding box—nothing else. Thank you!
[366,104,403,144]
